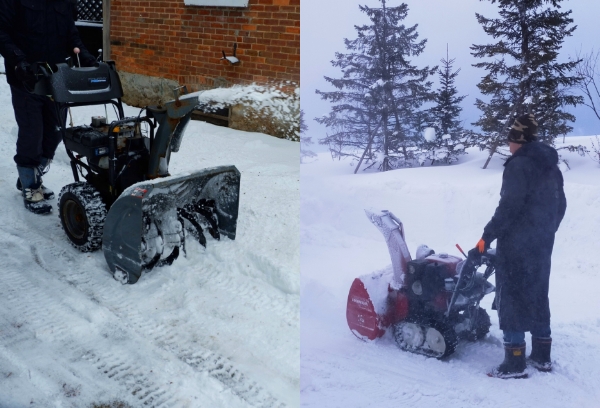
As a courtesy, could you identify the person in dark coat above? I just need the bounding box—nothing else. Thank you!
[476,113,567,379]
[0,0,96,214]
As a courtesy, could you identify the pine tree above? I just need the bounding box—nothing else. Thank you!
[423,46,468,165]
[471,0,582,168]
[316,0,436,171]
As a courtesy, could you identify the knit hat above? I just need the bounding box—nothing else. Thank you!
[507,114,538,144]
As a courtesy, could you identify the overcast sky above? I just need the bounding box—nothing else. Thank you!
[300,0,600,148]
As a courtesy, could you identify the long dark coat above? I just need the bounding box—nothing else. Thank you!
[482,141,566,333]
[0,0,93,87]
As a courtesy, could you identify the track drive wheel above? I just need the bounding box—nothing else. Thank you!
[466,307,491,341]
[425,320,458,358]
[394,317,457,359]
[394,319,425,351]
[58,182,107,252]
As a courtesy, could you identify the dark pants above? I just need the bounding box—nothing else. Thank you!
[10,85,63,167]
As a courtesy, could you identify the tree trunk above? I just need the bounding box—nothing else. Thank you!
[482,140,499,169]
[354,123,380,174]
[482,88,527,169]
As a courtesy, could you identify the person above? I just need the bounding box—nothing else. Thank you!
[0,0,96,214]
[476,113,567,379]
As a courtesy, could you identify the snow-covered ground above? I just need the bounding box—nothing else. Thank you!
[301,138,600,407]
[0,77,299,407]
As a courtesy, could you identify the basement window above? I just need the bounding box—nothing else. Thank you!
[184,0,248,6]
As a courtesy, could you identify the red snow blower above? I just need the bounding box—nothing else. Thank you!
[346,210,496,358]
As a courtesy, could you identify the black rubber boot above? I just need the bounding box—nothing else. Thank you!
[528,337,552,372]
[487,343,528,379]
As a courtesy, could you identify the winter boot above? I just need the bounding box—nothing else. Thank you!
[16,178,54,200]
[528,337,552,372]
[487,343,528,379]
[16,158,54,200]
[17,166,52,215]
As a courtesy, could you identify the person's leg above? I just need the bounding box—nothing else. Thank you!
[488,331,527,379]
[531,326,551,338]
[11,85,44,168]
[15,165,52,214]
[15,155,55,199]
[503,331,526,345]
[10,86,52,214]
[529,326,552,372]
[40,98,62,162]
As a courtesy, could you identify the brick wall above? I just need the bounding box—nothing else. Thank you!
[109,0,300,90]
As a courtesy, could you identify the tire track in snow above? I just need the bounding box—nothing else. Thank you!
[77,277,289,408]
[0,232,199,407]
[78,350,174,407]
[19,227,291,407]
[105,303,286,408]
[170,243,298,405]
[189,239,299,327]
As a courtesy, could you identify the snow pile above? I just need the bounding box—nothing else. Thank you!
[359,267,394,316]
[0,77,299,407]
[301,136,600,407]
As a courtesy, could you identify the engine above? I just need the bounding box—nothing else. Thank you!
[63,116,150,192]
[404,253,462,311]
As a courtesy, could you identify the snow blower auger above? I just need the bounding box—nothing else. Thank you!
[32,61,240,284]
[346,210,496,359]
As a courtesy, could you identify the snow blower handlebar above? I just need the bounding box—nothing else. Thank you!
[445,247,495,317]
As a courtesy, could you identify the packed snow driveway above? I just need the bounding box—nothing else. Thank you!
[0,79,299,407]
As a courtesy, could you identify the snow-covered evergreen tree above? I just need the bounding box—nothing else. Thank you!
[316,0,436,171]
[422,47,468,165]
[471,0,582,168]
[300,110,317,163]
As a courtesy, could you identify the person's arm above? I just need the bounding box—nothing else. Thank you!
[482,157,532,244]
[65,1,96,65]
[0,0,26,66]
[556,169,567,230]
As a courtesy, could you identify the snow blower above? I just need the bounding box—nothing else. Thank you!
[346,210,496,358]
[32,61,240,284]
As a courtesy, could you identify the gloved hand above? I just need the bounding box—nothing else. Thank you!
[73,47,99,67]
[80,55,99,67]
[475,238,488,253]
[15,60,36,86]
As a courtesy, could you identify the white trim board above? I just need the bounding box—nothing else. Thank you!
[184,0,248,6]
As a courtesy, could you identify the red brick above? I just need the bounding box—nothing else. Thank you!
[110,0,299,86]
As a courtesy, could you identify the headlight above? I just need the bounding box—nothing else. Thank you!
[412,280,423,296]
